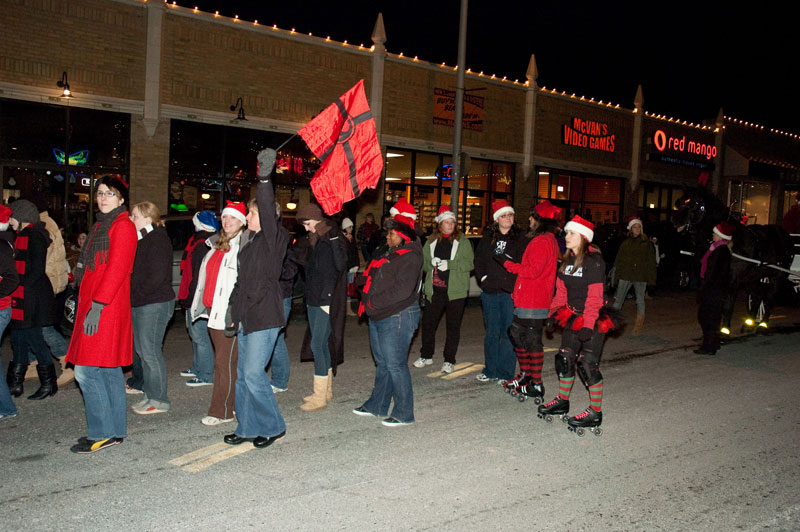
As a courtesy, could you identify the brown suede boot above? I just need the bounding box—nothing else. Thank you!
[633,314,645,335]
[300,375,328,412]
[56,357,75,387]
[303,368,333,402]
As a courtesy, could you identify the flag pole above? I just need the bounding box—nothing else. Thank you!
[275,132,299,152]
[450,0,468,221]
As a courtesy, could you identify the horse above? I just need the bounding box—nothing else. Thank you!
[671,185,794,335]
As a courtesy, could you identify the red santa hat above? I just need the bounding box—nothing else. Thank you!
[434,204,456,224]
[491,200,514,221]
[533,200,561,221]
[222,201,247,225]
[0,204,11,231]
[713,221,734,241]
[389,197,417,220]
[564,215,594,242]
[626,216,643,231]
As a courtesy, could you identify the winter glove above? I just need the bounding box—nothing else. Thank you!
[436,260,449,272]
[492,252,514,268]
[431,257,442,268]
[321,305,330,314]
[545,316,557,335]
[83,301,105,337]
[224,306,237,338]
[577,327,593,342]
[257,148,277,181]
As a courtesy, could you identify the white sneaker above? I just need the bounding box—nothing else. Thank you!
[271,385,287,393]
[412,357,433,368]
[202,416,234,426]
[475,373,491,383]
[441,362,454,374]
[180,369,196,378]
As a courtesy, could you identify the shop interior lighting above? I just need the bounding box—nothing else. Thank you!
[56,71,72,98]
[230,97,246,121]
[201,193,211,200]
[386,152,405,158]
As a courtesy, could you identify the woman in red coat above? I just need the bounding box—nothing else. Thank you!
[66,176,137,453]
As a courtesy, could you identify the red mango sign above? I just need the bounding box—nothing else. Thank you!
[653,129,717,160]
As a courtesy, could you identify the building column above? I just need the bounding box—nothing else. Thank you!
[712,108,724,195]
[517,54,538,216]
[130,0,169,211]
[627,84,644,219]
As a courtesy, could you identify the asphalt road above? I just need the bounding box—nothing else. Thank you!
[2,291,799,531]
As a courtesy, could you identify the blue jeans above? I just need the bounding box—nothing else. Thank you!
[269,297,292,389]
[481,292,516,380]
[613,279,647,315]
[186,311,214,382]
[307,305,332,377]
[131,301,174,409]
[74,365,127,440]
[234,328,285,438]
[42,326,68,358]
[11,327,53,366]
[0,308,17,417]
[361,303,420,423]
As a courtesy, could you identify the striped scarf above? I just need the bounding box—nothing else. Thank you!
[74,205,128,286]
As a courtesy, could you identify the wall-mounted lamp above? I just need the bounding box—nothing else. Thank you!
[57,71,72,98]
[230,97,246,121]
[285,187,298,210]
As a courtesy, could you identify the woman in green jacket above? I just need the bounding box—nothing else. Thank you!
[612,217,657,334]
[413,205,474,374]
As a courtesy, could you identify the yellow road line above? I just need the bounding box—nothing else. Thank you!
[544,347,559,352]
[426,362,475,378]
[169,442,228,467]
[441,364,484,380]
[180,444,255,473]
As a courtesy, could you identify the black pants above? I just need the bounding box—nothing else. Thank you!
[420,291,466,364]
[698,294,723,352]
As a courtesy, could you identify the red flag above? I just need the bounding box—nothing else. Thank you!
[299,80,383,215]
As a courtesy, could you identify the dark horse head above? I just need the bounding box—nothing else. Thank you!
[671,185,743,255]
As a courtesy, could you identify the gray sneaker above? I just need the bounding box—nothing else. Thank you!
[475,372,491,383]
[441,362,454,374]
[412,357,433,368]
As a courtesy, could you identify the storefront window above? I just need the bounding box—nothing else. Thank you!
[729,180,772,225]
[385,148,412,184]
[535,166,621,226]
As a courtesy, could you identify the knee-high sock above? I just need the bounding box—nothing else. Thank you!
[528,352,543,383]
[588,380,603,412]
[558,376,574,400]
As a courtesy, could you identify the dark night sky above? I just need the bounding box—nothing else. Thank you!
[190,1,797,134]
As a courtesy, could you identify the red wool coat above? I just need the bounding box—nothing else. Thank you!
[66,212,137,368]
[504,232,559,310]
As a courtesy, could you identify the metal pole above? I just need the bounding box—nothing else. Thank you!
[64,107,70,230]
[450,0,468,218]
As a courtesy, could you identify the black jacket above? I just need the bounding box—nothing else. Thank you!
[229,178,289,334]
[301,220,347,307]
[131,226,174,307]
[0,231,20,307]
[474,225,527,294]
[358,240,422,321]
[11,223,55,328]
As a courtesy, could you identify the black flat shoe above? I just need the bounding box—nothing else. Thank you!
[693,347,716,355]
[253,431,286,449]
[224,433,250,445]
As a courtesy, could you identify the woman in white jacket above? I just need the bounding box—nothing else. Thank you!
[190,202,247,425]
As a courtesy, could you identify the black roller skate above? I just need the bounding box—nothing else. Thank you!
[515,381,544,404]
[537,397,569,424]
[567,407,603,437]
[502,372,527,395]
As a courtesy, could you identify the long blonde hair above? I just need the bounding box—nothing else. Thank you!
[132,202,164,227]
[215,214,245,251]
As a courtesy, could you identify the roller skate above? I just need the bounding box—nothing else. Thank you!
[501,372,527,394]
[537,397,569,424]
[566,407,603,437]
[515,381,544,404]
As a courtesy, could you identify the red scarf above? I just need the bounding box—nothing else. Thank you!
[202,250,226,308]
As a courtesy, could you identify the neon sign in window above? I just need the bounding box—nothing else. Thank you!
[53,148,89,165]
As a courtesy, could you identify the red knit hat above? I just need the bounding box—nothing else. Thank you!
[434,204,456,223]
[389,197,417,220]
[626,216,642,231]
[713,221,734,241]
[491,200,514,221]
[564,215,594,242]
[0,204,11,231]
[534,200,561,221]
[222,201,247,225]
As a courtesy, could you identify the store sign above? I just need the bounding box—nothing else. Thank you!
[433,88,484,131]
[562,118,615,152]
[653,129,717,160]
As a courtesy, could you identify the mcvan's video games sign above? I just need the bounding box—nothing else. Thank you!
[562,117,616,152]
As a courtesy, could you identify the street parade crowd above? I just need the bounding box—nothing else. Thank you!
[0,147,739,452]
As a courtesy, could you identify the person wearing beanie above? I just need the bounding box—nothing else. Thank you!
[177,211,220,387]
[0,204,21,420]
[694,221,734,355]
[538,214,617,436]
[66,175,137,453]
[127,202,175,415]
[223,147,288,449]
[612,216,657,335]
[413,204,474,374]
[352,207,423,426]
[7,200,58,402]
[295,201,347,412]
[341,217,360,316]
[190,202,248,424]
[472,200,527,384]
[493,200,560,399]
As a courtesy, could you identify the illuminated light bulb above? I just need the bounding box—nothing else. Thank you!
[291,28,295,33]
[215,10,219,15]
[758,322,768,328]
[503,76,507,80]
[442,62,446,66]
[414,56,418,61]
[343,40,348,45]
[370,45,375,51]
[234,14,238,19]
[194,5,198,10]
[172,1,176,5]
[326,36,330,40]
[361,43,365,47]
[254,20,258,24]
[745,318,754,326]
[720,327,730,335]
[273,24,277,29]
